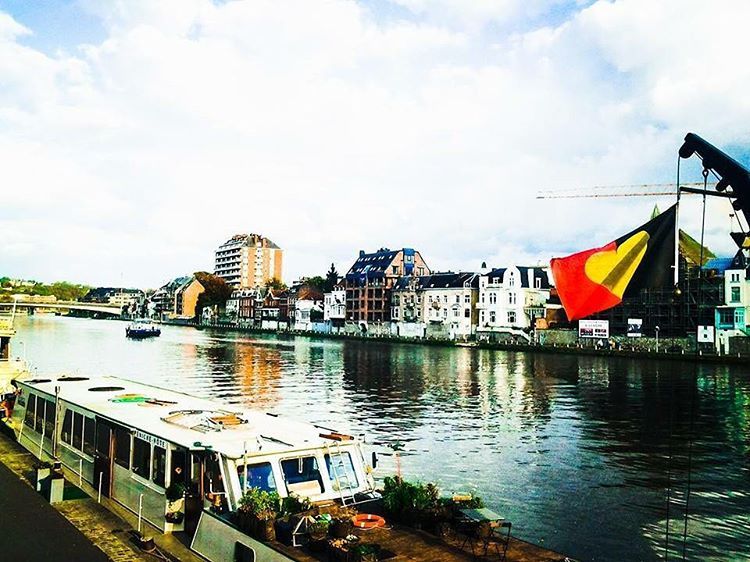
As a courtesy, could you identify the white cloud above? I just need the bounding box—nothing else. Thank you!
[0,0,748,287]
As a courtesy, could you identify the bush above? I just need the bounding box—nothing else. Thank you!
[165,482,186,502]
[279,493,312,517]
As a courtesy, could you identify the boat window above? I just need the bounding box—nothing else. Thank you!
[152,446,166,487]
[132,436,151,478]
[73,412,84,450]
[89,386,125,392]
[24,394,35,429]
[324,452,359,491]
[44,400,55,438]
[281,456,323,496]
[61,409,73,445]
[83,418,96,457]
[237,462,276,493]
[171,449,187,487]
[114,427,131,468]
[35,398,45,434]
[96,424,110,455]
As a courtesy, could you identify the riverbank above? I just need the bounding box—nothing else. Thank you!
[179,320,750,366]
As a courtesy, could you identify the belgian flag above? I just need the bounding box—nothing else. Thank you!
[550,205,677,321]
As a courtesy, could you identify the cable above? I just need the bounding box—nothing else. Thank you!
[680,168,708,560]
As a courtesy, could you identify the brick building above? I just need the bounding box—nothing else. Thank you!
[344,247,429,327]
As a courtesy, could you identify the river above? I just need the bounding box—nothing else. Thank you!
[11,315,750,561]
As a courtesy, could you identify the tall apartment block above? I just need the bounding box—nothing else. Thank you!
[214,234,283,288]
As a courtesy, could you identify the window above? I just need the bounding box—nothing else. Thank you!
[24,394,36,429]
[719,308,734,325]
[325,453,359,491]
[238,462,277,492]
[394,295,400,305]
[281,456,323,495]
[480,311,485,322]
[508,311,517,324]
[535,278,542,289]
[489,293,497,304]
[35,398,45,434]
[731,286,741,303]
[73,412,83,450]
[44,400,55,440]
[489,311,496,323]
[443,309,447,318]
[455,295,460,304]
[453,308,459,317]
[62,409,73,445]
[83,418,95,457]
[731,272,740,282]
[464,294,470,304]
[153,446,166,487]
[464,309,470,318]
[132,437,151,478]
[392,266,398,274]
[114,428,131,468]
[508,275,515,287]
[509,292,517,305]
[417,267,424,275]
[443,295,447,303]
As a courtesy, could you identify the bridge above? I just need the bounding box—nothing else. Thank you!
[0,301,122,317]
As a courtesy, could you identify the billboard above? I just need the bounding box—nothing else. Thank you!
[697,325,715,343]
[579,319,609,339]
[627,318,643,338]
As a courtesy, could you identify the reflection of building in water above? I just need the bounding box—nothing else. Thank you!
[233,344,282,409]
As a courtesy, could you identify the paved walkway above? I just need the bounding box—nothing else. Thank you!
[0,460,110,561]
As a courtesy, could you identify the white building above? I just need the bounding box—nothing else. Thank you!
[476,266,551,342]
[391,272,478,340]
[323,285,346,332]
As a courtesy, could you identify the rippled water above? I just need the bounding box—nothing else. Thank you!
[12,316,750,561]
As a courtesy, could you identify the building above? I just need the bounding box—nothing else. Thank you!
[260,289,290,330]
[292,286,324,332]
[344,247,430,329]
[226,289,259,327]
[214,234,283,289]
[323,284,346,333]
[476,266,551,342]
[81,287,143,307]
[149,276,205,320]
[714,252,749,351]
[392,272,479,340]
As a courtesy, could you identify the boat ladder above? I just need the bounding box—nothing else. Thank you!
[326,441,357,506]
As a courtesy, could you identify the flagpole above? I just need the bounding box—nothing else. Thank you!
[674,157,681,286]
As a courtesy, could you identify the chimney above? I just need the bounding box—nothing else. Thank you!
[359,250,365,257]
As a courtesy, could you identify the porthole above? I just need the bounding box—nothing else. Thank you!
[88,386,125,392]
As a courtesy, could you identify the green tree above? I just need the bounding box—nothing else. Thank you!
[305,276,326,292]
[324,263,339,292]
[265,277,287,291]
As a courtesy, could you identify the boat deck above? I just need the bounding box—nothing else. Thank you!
[273,522,569,562]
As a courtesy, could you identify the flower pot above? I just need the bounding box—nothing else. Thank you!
[253,517,276,542]
[275,519,294,546]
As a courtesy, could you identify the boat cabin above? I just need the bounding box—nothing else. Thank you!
[10,375,375,559]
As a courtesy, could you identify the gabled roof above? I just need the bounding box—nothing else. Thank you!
[482,266,550,289]
[703,257,735,273]
[393,272,478,290]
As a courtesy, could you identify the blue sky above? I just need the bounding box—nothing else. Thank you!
[1,0,748,287]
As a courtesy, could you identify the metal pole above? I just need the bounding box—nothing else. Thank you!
[79,459,83,487]
[138,494,144,533]
[97,472,103,503]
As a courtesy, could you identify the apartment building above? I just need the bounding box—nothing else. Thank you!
[214,233,283,288]
[344,247,429,327]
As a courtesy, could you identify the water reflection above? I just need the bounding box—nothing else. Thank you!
[12,316,750,561]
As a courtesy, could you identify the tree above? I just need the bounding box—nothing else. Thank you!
[265,277,287,291]
[324,263,339,292]
[194,271,233,318]
[306,276,326,292]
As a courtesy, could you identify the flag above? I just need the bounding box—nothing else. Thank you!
[550,205,677,321]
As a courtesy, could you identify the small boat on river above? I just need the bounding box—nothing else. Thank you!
[125,319,161,339]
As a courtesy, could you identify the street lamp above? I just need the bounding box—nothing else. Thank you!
[655,325,660,353]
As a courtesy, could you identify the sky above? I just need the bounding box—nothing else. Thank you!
[2,0,750,289]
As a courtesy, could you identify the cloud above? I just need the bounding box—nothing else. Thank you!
[0,0,747,287]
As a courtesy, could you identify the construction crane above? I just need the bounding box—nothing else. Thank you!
[536,182,709,199]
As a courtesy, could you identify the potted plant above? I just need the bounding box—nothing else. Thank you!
[307,517,330,552]
[275,493,313,546]
[237,487,280,541]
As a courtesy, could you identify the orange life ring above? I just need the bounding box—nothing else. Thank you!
[352,514,386,529]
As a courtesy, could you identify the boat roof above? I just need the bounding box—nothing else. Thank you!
[18,375,352,459]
